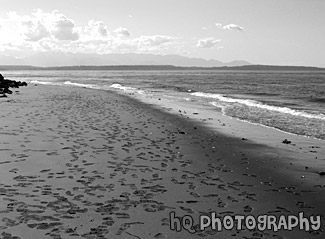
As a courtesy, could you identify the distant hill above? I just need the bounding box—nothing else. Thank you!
[0,64,324,71]
[0,52,251,67]
[217,65,325,71]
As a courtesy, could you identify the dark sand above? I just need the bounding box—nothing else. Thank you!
[0,85,324,239]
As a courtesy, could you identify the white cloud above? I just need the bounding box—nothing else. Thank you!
[5,11,50,42]
[113,27,130,37]
[0,9,178,56]
[85,20,109,37]
[21,19,49,41]
[6,9,80,41]
[222,24,244,31]
[37,39,60,51]
[52,16,79,40]
[215,22,222,28]
[106,35,174,53]
[216,22,244,31]
[29,34,175,55]
[136,35,173,46]
[196,38,221,48]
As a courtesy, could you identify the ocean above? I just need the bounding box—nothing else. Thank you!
[4,70,325,140]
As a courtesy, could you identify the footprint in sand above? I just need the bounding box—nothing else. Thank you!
[243,205,253,213]
[154,233,167,238]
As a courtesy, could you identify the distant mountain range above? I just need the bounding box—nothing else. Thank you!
[1,52,324,71]
[0,52,250,67]
[1,64,324,72]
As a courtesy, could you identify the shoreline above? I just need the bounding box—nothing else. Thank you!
[0,84,324,238]
[132,91,325,181]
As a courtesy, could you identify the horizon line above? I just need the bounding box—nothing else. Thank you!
[1,64,325,71]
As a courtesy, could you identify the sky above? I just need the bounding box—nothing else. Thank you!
[0,0,324,67]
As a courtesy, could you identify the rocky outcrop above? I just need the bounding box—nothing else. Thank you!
[0,73,28,97]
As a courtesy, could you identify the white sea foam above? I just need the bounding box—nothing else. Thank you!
[31,80,140,93]
[64,81,98,89]
[110,83,136,91]
[30,80,62,86]
[210,101,226,113]
[192,92,325,120]
[31,80,105,90]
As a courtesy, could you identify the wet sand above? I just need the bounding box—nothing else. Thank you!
[0,84,324,239]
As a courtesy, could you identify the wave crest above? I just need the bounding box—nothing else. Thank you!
[192,92,325,120]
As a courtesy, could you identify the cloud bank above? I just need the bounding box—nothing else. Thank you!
[1,9,241,57]
[0,9,177,56]
[9,9,80,41]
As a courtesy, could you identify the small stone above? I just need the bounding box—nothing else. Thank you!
[282,139,291,144]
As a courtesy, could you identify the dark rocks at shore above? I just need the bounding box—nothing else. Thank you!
[0,73,28,97]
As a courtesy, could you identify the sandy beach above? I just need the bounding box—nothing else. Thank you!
[0,84,324,239]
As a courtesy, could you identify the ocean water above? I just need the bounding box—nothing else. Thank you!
[4,70,325,140]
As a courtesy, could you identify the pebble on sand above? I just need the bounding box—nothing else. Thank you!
[282,139,291,144]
